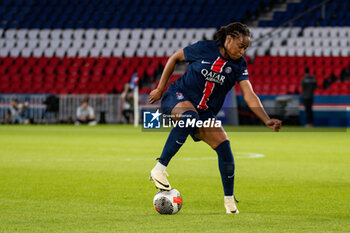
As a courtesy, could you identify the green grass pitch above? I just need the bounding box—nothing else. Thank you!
[0,125,349,232]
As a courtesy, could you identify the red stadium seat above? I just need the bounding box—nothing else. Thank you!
[14,57,26,66]
[160,57,168,67]
[57,66,67,75]
[90,74,102,82]
[8,65,20,75]
[45,74,56,83]
[1,55,348,95]
[60,58,71,67]
[108,57,120,67]
[20,65,32,74]
[72,58,84,67]
[33,74,44,82]
[44,65,55,75]
[80,66,91,76]
[0,65,7,75]
[84,57,96,67]
[32,65,44,75]
[68,66,79,76]
[3,57,14,67]
[104,66,115,76]
[11,74,21,82]
[287,85,297,94]
[49,57,60,67]
[333,67,342,77]
[95,57,108,67]
[92,66,104,76]
[146,67,156,77]
[26,57,37,66]
[37,57,49,67]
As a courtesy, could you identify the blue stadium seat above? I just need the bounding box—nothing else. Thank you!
[0,0,348,29]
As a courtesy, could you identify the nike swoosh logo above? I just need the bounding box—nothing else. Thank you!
[201,60,211,64]
[176,140,184,145]
[228,174,234,178]
[154,178,170,188]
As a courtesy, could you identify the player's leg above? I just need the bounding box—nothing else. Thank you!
[194,126,239,214]
[306,98,313,126]
[157,101,198,165]
[76,118,88,124]
[150,101,199,190]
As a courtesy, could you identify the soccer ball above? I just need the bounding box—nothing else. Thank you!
[153,189,182,214]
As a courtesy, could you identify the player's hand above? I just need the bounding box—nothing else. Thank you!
[149,88,163,104]
[265,119,282,132]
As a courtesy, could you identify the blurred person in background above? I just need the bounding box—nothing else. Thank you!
[5,99,30,124]
[75,98,97,125]
[301,67,317,127]
[42,94,60,123]
[121,83,134,124]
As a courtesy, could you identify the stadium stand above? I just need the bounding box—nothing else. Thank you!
[0,0,349,96]
[259,0,350,27]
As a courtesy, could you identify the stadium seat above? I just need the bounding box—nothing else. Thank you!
[1,0,349,95]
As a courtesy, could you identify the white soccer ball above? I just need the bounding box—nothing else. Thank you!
[153,189,182,214]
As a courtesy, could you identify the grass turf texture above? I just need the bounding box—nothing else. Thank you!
[0,125,349,233]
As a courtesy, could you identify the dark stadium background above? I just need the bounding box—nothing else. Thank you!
[0,0,349,127]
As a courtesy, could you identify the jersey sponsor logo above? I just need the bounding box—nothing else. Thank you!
[225,66,232,74]
[201,69,225,85]
[242,69,248,75]
[201,60,211,64]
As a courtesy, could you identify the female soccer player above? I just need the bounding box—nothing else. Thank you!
[149,22,281,214]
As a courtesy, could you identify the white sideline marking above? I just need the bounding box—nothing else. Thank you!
[0,158,111,162]
[0,152,264,163]
[122,152,264,161]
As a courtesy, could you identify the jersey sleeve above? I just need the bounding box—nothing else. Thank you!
[236,58,249,83]
[183,41,205,62]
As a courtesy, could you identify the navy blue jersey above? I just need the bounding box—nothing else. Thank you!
[174,40,249,115]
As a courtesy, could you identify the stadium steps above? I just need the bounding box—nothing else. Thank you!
[259,0,350,27]
[249,0,302,27]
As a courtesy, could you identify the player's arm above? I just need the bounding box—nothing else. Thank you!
[149,49,185,104]
[239,80,282,132]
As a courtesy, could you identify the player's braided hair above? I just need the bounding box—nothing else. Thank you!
[214,22,251,47]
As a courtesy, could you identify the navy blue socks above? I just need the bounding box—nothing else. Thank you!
[157,114,235,197]
[158,110,199,166]
[215,140,235,196]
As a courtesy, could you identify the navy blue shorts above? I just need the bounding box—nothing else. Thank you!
[161,84,217,142]
[161,84,192,116]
